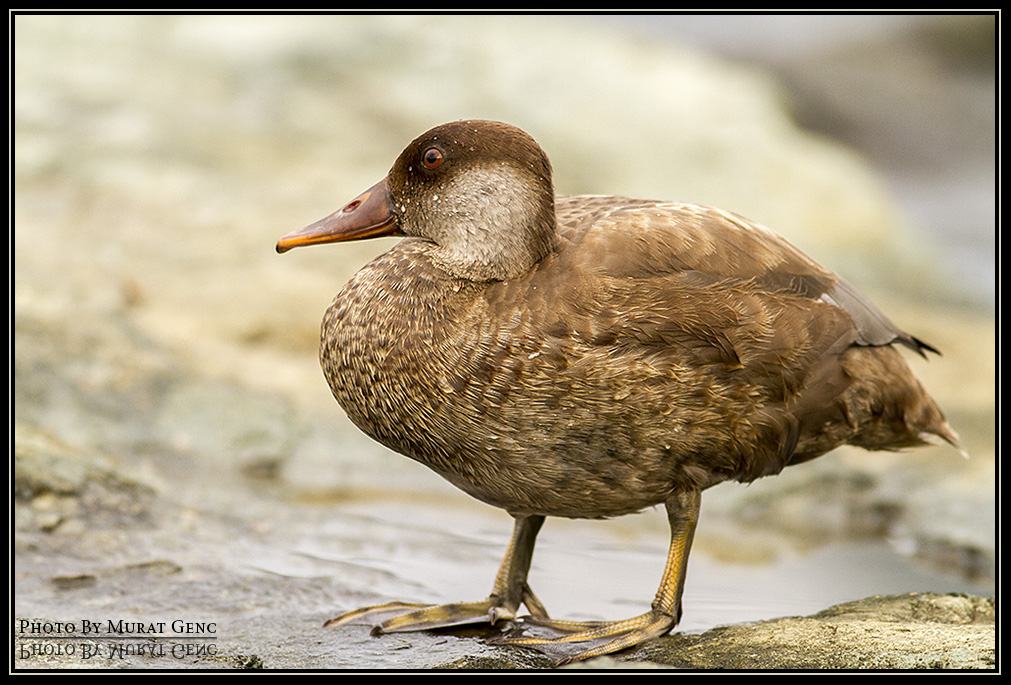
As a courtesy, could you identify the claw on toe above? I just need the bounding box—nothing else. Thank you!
[323,601,429,628]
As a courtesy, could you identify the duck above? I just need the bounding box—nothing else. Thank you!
[276,119,962,665]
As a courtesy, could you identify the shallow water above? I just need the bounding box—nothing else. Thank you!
[281,490,994,639]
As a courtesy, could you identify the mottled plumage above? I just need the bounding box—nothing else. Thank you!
[278,120,961,664]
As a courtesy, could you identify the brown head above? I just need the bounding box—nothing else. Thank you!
[277,120,557,281]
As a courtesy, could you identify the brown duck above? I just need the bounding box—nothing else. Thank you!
[277,120,962,664]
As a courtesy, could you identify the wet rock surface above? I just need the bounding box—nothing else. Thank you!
[581,593,996,670]
[14,15,994,671]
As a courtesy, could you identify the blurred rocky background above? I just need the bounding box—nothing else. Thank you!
[13,14,994,669]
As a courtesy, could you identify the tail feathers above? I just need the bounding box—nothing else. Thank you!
[908,391,968,458]
[920,421,969,459]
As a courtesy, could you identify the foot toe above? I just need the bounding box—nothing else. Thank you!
[493,609,677,664]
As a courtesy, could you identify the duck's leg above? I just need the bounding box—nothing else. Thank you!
[496,490,701,665]
[325,514,548,633]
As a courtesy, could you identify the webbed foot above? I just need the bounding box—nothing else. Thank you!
[492,608,678,664]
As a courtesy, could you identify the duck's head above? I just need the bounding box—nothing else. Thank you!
[277,120,556,281]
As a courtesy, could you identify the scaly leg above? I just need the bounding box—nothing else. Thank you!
[325,514,548,633]
[497,490,701,665]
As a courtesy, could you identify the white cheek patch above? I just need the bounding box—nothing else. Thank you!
[426,163,545,281]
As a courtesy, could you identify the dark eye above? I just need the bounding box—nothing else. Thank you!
[422,147,443,169]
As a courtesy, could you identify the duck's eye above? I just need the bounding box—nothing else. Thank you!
[422,147,443,170]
